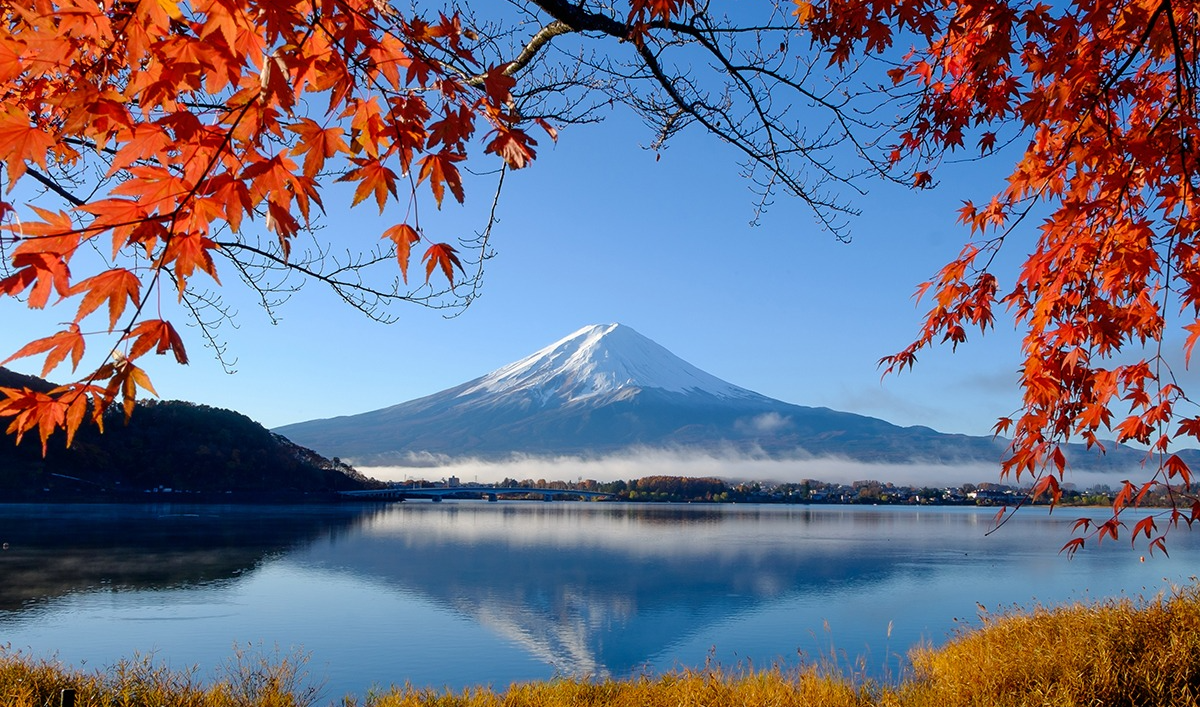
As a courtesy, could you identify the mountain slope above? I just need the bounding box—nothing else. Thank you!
[0,368,381,498]
[276,323,1016,466]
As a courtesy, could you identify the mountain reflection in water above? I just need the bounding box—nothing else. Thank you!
[295,504,923,676]
[1,502,1197,696]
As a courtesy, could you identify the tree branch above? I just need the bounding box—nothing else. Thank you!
[25,167,85,207]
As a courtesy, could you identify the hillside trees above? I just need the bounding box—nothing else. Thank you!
[1,0,1199,551]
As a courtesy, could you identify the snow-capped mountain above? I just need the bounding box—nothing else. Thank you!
[275,323,1014,466]
[460,323,761,405]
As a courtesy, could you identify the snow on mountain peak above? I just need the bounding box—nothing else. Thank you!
[459,323,761,405]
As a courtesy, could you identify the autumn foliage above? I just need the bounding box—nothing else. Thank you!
[3,0,1200,551]
[822,0,1200,551]
[0,0,553,452]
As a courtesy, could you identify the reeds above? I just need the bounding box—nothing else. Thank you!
[896,584,1200,707]
[323,668,868,707]
[0,646,317,707]
[5,586,1200,707]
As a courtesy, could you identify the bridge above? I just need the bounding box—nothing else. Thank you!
[339,485,617,503]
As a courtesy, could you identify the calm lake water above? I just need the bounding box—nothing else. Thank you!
[1,501,1198,700]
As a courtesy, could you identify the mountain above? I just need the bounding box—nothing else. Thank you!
[0,367,381,499]
[277,323,1024,466]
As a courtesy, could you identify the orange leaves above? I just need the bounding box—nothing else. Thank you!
[100,357,158,419]
[1096,518,1121,543]
[1060,536,1086,556]
[0,379,107,453]
[124,319,188,365]
[0,252,72,309]
[111,166,190,215]
[793,1,817,26]
[869,0,1200,556]
[422,243,464,285]
[418,151,466,206]
[1185,321,1200,367]
[241,152,302,207]
[1029,474,1061,504]
[258,51,295,113]
[341,158,399,213]
[0,107,55,183]
[107,124,173,176]
[78,199,156,256]
[0,205,80,308]
[287,119,350,178]
[382,223,421,283]
[628,0,694,24]
[1164,454,1192,486]
[0,310,182,453]
[0,0,542,454]
[1177,416,1200,441]
[70,268,141,331]
[3,325,86,377]
[160,232,220,285]
[1132,515,1157,541]
[479,65,517,107]
[485,126,538,169]
[0,387,69,455]
[380,226,463,286]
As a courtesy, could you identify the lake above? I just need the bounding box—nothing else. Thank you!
[1,501,1197,700]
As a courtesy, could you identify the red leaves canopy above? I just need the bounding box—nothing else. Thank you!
[0,0,551,450]
[799,0,1200,552]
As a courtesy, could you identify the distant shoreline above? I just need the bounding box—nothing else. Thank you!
[0,492,1119,508]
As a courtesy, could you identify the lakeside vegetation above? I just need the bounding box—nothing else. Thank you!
[434,475,1145,507]
[6,586,1200,707]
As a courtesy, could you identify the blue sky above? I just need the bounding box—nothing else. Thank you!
[1,104,1043,438]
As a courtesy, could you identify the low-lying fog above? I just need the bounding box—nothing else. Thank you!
[357,449,1134,489]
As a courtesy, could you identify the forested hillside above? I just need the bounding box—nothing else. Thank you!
[0,368,380,499]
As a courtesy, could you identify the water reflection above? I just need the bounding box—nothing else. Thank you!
[296,503,1198,678]
[300,505,902,675]
[1,502,1196,695]
[0,504,374,612]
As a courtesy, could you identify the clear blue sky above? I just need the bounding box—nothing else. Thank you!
[2,107,1041,437]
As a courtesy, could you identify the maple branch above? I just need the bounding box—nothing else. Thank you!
[454,165,507,313]
[1163,0,1197,132]
[525,0,626,38]
[518,1,883,237]
[177,287,239,374]
[24,168,85,207]
[465,20,576,86]
[210,239,466,321]
[633,40,858,237]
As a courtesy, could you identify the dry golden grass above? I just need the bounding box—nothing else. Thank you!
[0,646,317,707]
[896,584,1200,707]
[7,587,1200,707]
[350,668,867,707]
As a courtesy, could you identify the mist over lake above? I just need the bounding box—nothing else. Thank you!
[1,501,1196,700]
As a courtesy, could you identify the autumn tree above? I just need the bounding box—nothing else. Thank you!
[0,0,884,452]
[823,0,1200,552]
[3,0,1200,552]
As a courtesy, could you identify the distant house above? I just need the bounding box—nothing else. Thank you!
[968,490,1015,505]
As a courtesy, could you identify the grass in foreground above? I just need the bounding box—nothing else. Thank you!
[6,586,1200,707]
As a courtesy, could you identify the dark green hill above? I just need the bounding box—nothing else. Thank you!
[0,368,382,500]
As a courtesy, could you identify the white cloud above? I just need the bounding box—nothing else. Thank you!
[734,412,792,434]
